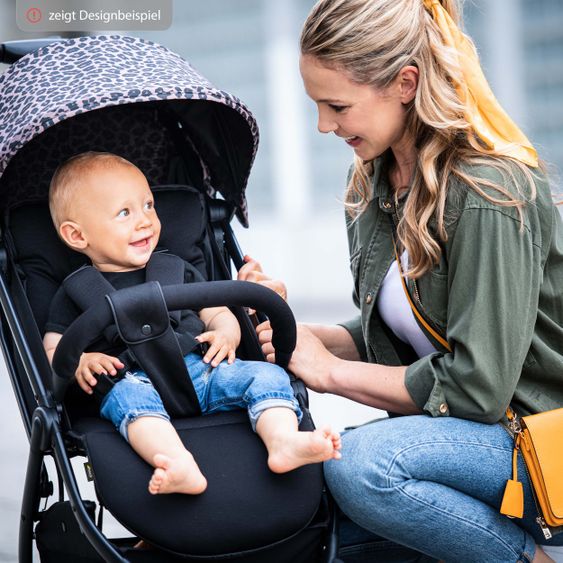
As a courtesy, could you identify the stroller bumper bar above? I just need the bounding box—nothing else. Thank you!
[52,280,296,402]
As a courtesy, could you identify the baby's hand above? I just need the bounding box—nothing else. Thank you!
[75,352,124,395]
[196,330,237,367]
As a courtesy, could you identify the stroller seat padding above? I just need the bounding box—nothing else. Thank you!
[74,410,324,556]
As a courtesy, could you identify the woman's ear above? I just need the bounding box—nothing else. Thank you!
[59,221,87,251]
[398,65,419,104]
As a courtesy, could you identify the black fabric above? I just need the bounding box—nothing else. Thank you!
[157,281,296,370]
[66,265,124,349]
[50,279,297,425]
[115,508,328,562]
[5,202,87,335]
[116,523,327,563]
[50,253,205,416]
[52,280,296,390]
[35,500,102,563]
[106,281,201,417]
[74,409,324,558]
[145,252,186,326]
[108,281,175,344]
[6,185,209,335]
[47,255,206,358]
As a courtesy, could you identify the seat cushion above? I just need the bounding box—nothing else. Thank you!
[74,410,324,556]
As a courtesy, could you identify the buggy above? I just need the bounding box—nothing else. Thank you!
[0,35,340,562]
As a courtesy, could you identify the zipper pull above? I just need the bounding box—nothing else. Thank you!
[536,516,553,540]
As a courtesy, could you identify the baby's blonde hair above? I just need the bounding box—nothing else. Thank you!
[301,0,544,278]
[49,152,138,230]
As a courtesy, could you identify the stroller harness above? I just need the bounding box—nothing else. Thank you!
[62,252,202,417]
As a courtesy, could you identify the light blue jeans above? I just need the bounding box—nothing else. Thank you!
[100,352,302,440]
[324,415,563,563]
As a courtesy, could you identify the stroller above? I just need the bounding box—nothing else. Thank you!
[0,35,341,562]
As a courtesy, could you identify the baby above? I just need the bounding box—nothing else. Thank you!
[43,152,341,495]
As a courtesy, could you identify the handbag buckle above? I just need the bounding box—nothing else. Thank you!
[506,407,522,434]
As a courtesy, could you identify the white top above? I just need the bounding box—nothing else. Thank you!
[376,251,438,359]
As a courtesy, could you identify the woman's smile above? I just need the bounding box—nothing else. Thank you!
[344,135,362,148]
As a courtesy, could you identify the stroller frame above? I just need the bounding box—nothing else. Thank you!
[0,36,341,562]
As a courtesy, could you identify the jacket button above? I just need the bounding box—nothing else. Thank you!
[141,324,152,335]
[365,293,373,304]
[439,403,449,414]
[383,201,392,209]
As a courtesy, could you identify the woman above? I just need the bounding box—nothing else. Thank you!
[239,0,563,561]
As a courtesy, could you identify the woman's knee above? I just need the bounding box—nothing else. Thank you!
[323,419,432,530]
[323,417,429,501]
[324,423,390,500]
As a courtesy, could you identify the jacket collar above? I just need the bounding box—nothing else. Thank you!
[371,151,393,201]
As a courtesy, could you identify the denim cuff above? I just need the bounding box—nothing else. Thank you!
[119,411,170,442]
[248,398,303,432]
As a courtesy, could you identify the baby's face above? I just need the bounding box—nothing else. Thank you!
[71,164,161,272]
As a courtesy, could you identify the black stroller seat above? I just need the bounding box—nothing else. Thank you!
[0,35,337,562]
[5,184,328,562]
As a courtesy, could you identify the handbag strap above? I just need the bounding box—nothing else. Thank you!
[391,237,451,352]
[391,236,518,425]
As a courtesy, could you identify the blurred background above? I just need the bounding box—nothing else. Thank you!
[1,0,562,560]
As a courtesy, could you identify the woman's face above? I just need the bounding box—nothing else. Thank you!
[299,55,415,161]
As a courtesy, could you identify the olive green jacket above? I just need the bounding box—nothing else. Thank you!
[340,153,563,423]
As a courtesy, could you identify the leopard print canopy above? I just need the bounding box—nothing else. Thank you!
[0,35,258,226]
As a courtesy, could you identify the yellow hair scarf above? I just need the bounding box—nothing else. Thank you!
[424,0,538,167]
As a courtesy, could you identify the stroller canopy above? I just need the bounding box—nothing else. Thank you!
[0,35,258,226]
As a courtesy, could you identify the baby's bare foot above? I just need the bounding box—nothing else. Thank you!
[148,452,207,495]
[267,426,342,473]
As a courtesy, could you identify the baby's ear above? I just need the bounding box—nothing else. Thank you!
[59,221,87,251]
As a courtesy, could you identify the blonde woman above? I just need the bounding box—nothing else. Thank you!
[239,0,563,561]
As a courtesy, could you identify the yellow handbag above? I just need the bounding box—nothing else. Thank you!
[500,408,563,539]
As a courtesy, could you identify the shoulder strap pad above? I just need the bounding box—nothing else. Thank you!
[146,252,185,326]
[63,265,119,344]
[63,265,114,311]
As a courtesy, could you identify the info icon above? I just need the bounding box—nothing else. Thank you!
[26,7,42,23]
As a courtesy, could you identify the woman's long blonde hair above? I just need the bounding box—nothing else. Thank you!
[301,0,543,278]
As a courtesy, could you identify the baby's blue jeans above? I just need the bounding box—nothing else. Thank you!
[324,415,563,563]
[100,352,301,440]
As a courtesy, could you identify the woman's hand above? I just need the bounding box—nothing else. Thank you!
[237,255,288,301]
[256,321,337,393]
[75,352,124,395]
[258,323,418,415]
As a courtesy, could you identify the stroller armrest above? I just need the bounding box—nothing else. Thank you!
[51,280,296,402]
